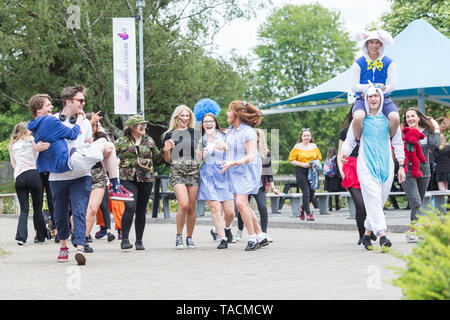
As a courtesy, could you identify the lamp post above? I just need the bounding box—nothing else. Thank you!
[136,0,145,117]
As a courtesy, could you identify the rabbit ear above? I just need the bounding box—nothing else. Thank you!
[377,30,393,45]
[402,127,410,134]
[354,32,369,42]
[419,132,425,139]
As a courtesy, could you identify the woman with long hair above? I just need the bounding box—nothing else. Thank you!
[162,105,201,249]
[401,107,440,243]
[220,100,269,251]
[9,122,50,245]
[196,112,235,249]
[115,115,163,250]
[288,128,322,221]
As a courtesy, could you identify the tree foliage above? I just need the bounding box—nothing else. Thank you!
[391,207,450,300]
[381,0,450,38]
[0,0,260,143]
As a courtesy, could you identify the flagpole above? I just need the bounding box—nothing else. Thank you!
[136,0,145,117]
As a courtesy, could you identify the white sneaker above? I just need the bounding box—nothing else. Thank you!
[267,235,273,243]
[234,230,242,241]
[406,233,419,243]
[175,234,184,250]
[186,237,197,249]
[17,240,25,246]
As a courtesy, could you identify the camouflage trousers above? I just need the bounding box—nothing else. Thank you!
[169,159,200,187]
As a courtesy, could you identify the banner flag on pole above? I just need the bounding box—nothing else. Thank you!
[113,18,137,114]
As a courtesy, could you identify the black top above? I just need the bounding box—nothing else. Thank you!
[436,144,450,173]
[339,127,359,158]
[162,128,199,161]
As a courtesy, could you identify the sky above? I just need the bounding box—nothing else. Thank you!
[212,0,392,58]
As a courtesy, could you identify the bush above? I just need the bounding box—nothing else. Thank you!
[391,205,450,300]
[0,140,10,161]
[272,160,295,175]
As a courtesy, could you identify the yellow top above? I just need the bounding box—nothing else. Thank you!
[289,146,322,163]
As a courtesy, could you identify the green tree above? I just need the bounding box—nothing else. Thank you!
[0,0,261,143]
[381,0,450,38]
[251,3,356,159]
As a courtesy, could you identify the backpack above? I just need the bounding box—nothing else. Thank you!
[323,156,337,177]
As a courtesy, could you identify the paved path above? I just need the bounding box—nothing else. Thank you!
[0,214,413,300]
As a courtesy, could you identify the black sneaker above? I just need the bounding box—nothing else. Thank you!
[135,240,145,250]
[256,237,269,249]
[107,232,115,242]
[217,239,228,249]
[224,228,234,243]
[83,244,94,253]
[370,233,377,241]
[245,241,257,251]
[210,228,218,241]
[86,235,93,243]
[379,236,392,251]
[121,239,133,250]
[34,236,39,244]
[361,235,373,251]
[357,237,362,246]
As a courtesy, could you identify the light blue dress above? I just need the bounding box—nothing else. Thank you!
[197,132,234,202]
[225,123,262,195]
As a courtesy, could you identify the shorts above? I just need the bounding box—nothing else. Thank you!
[67,144,104,177]
[353,96,398,118]
[169,159,200,187]
[91,166,108,190]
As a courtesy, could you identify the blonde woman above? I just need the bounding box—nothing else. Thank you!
[9,122,50,245]
[162,105,201,249]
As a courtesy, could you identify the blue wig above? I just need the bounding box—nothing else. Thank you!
[193,98,221,123]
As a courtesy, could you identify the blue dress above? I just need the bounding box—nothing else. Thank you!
[197,132,234,202]
[225,123,262,195]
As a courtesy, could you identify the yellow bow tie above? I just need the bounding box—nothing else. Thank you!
[366,58,383,71]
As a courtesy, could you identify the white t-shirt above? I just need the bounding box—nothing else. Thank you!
[10,138,38,180]
[49,113,93,181]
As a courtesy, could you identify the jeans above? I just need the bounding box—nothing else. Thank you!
[120,180,153,241]
[15,170,47,242]
[50,176,91,246]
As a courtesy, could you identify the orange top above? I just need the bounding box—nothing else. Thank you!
[289,146,322,163]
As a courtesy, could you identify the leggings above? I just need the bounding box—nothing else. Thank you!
[15,170,47,242]
[237,186,268,233]
[401,175,430,222]
[295,166,315,214]
[40,172,55,226]
[348,187,367,239]
[120,180,153,241]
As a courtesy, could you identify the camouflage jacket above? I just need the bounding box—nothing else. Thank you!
[115,134,163,182]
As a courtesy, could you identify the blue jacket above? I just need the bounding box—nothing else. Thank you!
[308,160,323,190]
[27,115,80,173]
[355,55,393,98]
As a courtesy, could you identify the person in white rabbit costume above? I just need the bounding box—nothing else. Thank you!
[340,85,406,251]
[350,29,400,141]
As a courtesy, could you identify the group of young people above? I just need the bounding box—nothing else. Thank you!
[8,29,447,265]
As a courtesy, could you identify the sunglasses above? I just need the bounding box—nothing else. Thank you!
[73,98,86,105]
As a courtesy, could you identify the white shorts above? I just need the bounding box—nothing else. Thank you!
[66,145,104,177]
